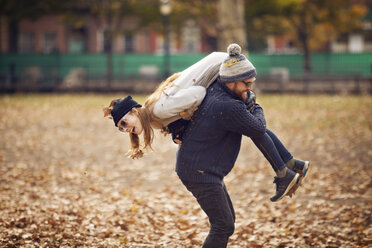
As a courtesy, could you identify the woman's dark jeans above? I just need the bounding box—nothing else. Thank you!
[181,180,235,248]
[251,129,293,173]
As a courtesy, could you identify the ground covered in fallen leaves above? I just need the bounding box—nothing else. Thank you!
[0,94,371,248]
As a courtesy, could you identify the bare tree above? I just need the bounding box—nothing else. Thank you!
[218,0,247,51]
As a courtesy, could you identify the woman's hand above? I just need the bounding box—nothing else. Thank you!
[174,138,182,145]
[168,119,189,145]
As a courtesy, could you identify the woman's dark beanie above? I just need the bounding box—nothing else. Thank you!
[111,96,142,126]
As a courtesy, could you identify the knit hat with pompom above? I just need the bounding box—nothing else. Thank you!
[219,43,256,83]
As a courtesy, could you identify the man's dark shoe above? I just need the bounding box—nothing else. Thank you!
[270,169,299,202]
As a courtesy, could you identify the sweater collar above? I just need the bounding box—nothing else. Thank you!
[217,77,242,100]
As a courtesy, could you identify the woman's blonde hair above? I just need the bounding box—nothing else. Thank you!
[103,72,180,159]
[144,72,181,108]
[126,107,154,159]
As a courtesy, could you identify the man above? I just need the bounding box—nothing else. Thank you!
[175,44,301,247]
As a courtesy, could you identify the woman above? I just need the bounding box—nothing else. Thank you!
[103,51,227,159]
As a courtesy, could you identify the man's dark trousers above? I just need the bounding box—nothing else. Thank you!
[181,180,236,248]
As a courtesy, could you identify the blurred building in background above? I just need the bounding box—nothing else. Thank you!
[0,14,213,54]
[4,6,371,55]
[0,0,371,94]
[267,10,372,54]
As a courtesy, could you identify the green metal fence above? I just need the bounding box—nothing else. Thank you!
[249,53,372,77]
[0,52,371,83]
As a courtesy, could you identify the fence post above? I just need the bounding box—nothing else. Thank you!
[56,53,61,90]
[354,74,361,94]
[303,73,310,94]
[10,63,16,90]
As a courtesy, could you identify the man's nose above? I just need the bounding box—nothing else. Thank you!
[247,84,252,91]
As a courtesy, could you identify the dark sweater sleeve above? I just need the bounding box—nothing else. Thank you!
[251,104,266,125]
[218,101,266,138]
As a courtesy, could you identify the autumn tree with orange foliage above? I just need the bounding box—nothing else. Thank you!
[245,0,368,72]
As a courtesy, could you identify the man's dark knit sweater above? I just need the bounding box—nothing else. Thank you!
[176,78,267,184]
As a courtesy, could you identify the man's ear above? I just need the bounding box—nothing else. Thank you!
[225,82,236,91]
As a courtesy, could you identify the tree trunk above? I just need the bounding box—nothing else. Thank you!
[106,46,113,89]
[106,11,113,89]
[298,29,311,73]
[0,17,3,53]
[9,19,19,53]
[303,45,311,73]
[218,0,247,52]
[163,14,171,78]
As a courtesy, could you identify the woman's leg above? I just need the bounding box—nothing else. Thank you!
[265,129,293,164]
[251,132,287,174]
[266,129,309,178]
[251,131,300,202]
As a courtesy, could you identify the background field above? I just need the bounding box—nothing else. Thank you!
[0,94,371,247]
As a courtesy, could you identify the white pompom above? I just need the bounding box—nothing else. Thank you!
[227,43,241,56]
